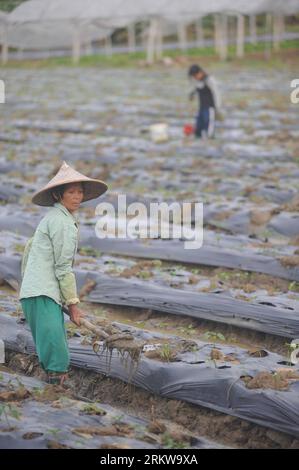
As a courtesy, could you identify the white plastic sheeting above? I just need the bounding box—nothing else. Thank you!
[8,0,122,23]
[265,0,299,15]
[9,0,299,26]
[0,11,8,64]
[8,0,167,25]
[1,21,111,50]
[8,0,299,27]
[1,1,113,51]
[2,0,299,55]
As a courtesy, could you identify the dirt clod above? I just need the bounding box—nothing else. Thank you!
[0,387,31,402]
[210,348,224,360]
[242,372,291,390]
[22,432,43,440]
[280,255,299,268]
[47,440,71,449]
[248,349,268,358]
[147,420,167,434]
[73,424,133,438]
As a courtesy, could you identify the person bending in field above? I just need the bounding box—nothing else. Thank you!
[188,64,221,139]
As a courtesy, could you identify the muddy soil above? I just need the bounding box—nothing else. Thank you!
[81,300,290,356]
[242,370,299,391]
[3,353,299,449]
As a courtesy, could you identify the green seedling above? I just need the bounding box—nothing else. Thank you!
[161,432,187,449]
[81,404,106,416]
[191,268,201,275]
[13,243,25,253]
[112,414,126,424]
[137,270,152,280]
[204,331,226,342]
[289,281,299,293]
[159,344,173,362]
[48,428,61,437]
[78,247,101,257]
[0,404,21,426]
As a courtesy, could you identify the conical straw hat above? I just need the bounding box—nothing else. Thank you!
[32,161,108,206]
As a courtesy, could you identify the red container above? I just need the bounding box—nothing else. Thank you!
[183,124,194,136]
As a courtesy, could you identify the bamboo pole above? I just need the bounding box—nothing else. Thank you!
[72,26,81,64]
[195,17,204,48]
[273,14,284,52]
[128,23,136,53]
[155,18,163,60]
[264,12,272,60]
[236,13,245,59]
[147,18,158,64]
[219,13,228,61]
[214,13,221,54]
[177,22,187,51]
[249,14,257,45]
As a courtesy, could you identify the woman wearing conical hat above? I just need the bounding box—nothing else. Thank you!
[19,162,108,386]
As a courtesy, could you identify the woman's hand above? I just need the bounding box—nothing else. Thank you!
[68,303,85,326]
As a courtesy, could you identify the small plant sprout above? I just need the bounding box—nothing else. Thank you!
[191,268,201,275]
[161,432,187,449]
[81,403,106,416]
[204,331,226,342]
[0,404,21,426]
[289,281,299,293]
[48,428,61,437]
[78,246,101,257]
[112,414,126,424]
[159,344,173,362]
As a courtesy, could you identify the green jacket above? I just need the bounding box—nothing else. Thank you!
[19,202,80,306]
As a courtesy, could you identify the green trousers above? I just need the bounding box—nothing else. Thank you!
[20,296,70,374]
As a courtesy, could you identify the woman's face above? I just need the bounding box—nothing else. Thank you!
[61,183,84,213]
